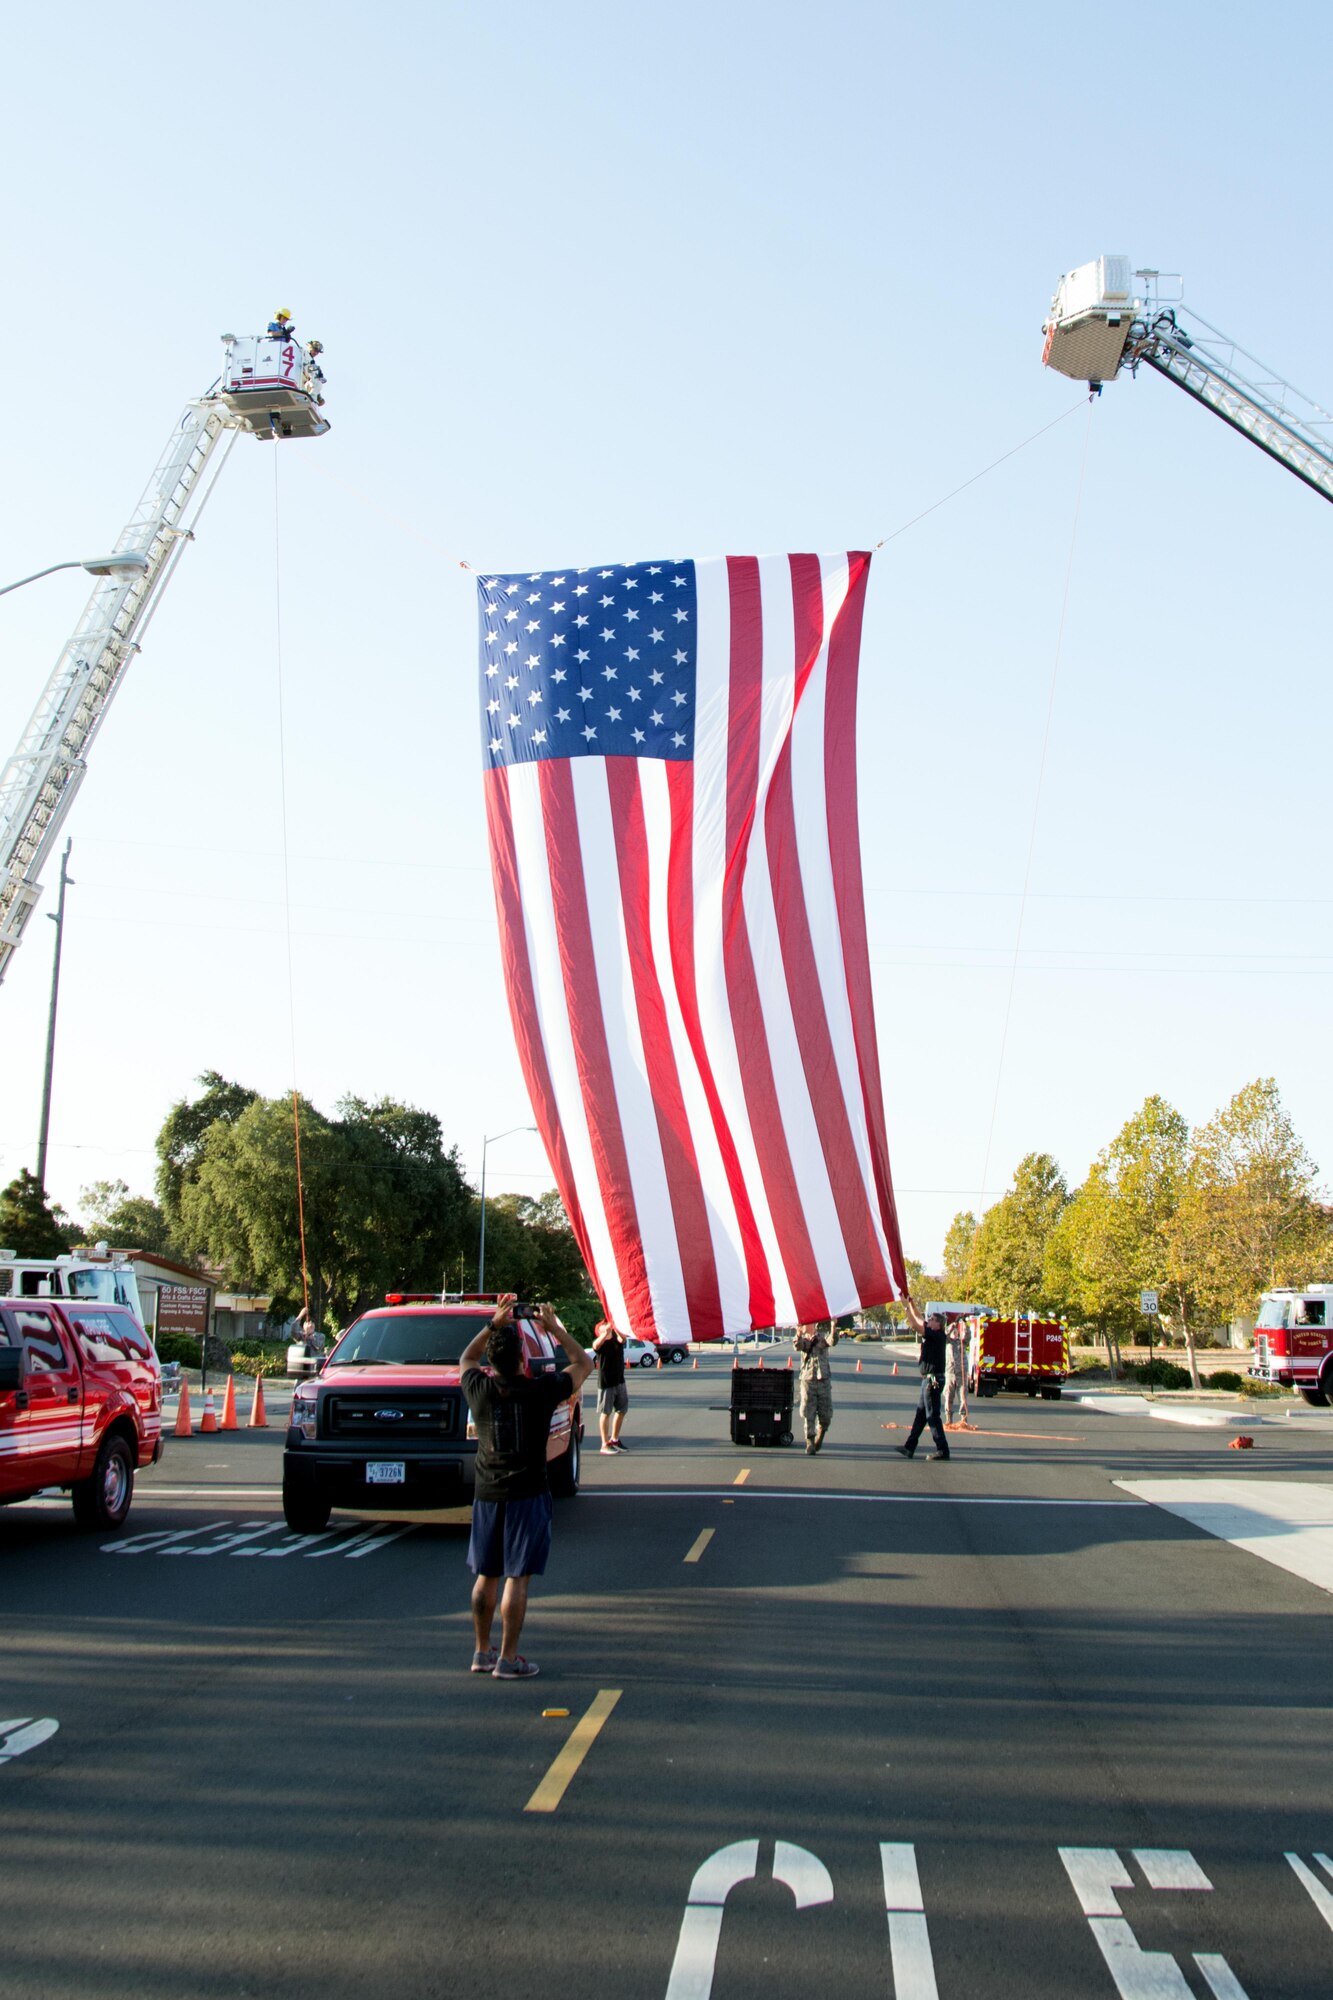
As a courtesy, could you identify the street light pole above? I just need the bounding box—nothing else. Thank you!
[477,1123,538,1293]
[35,840,73,1195]
[0,552,150,599]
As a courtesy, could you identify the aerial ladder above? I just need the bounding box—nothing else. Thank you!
[1042,256,1333,505]
[0,319,330,987]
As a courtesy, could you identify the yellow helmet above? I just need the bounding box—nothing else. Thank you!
[275,308,292,320]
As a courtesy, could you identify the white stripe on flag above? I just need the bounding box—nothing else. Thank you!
[793,554,895,1288]
[639,758,751,1332]
[506,766,629,1328]
[749,554,855,1314]
[570,759,689,1338]
[688,555,789,1319]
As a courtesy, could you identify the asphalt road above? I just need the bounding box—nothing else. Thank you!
[4,1352,1333,1999]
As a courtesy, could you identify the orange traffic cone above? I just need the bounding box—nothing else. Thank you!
[758,1354,765,1370]
[787,1354,793,1370]
[199,1389,218,1434]
[173,1380,193,1437]
[892,1360,899,1377]
[247,1373,269,1429]
[856,1355,863,1373]
[691,1355,698,1369]
[219,1377,238,1430]
[656,1351,663,1369]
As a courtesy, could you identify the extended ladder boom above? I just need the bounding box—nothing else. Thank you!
[0,324,328,987]
[1042,257,1333,505]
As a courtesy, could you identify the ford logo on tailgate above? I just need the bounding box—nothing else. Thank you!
[374,1408,405,1420]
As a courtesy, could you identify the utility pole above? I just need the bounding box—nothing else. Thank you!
[35,840,73,1195]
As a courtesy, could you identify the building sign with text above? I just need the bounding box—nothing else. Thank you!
[157,1284,210,1340]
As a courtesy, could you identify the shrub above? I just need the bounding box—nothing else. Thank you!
[155,1330,202,1368]
[1238,1377,1285,1398]
[231,1351,286,1377]
[1209,1370,1245,1393]
[1126,1358,1193,1390]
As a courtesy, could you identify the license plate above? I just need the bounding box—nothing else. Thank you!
[366,1461,405,1484]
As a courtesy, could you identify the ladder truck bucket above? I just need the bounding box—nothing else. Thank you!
[1042,255,1136,386]
[218,333,330,439]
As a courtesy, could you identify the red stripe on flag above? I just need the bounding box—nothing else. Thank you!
[722,556,822,1314]
[764,554,892,1313]
[823,552,907,1293]
[606,761,726,1340]
[664,762,774,1330]
[482,772,601,1295]
[537,760,660,1339]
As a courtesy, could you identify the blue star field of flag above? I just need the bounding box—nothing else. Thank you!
[478,560,698,770]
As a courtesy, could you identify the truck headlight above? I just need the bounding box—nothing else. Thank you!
[292,1390,317,1439]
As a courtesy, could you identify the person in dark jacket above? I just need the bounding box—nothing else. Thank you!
[895,1298,950,1460]
[459,1300,592,1679]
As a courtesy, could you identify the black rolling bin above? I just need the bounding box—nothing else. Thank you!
[729,1364,794,1446]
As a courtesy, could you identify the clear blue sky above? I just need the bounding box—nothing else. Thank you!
[1,1,1328,1272]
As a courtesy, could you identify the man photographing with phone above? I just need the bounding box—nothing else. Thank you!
[459,1299,593,1680]
[592,1319,631,1454]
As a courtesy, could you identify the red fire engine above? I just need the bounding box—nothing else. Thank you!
[1250,1287,1333,1406]
[969,1315,1070,1400]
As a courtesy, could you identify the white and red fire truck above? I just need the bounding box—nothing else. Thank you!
[1250,1287,1333,1406]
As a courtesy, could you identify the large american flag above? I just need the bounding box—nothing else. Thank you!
[478,552,907,1340]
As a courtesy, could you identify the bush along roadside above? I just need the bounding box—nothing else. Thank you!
[231,1350,286,1377]
[1123,1359,1194,1390]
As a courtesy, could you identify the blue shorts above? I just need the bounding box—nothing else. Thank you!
[467,1493,554,1579]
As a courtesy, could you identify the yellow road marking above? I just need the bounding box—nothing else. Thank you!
[733,1468,750,1485]
[684,1528,715,1564]
[524,1689,621,1813]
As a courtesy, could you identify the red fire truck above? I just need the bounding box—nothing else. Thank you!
[1250,1287,1333,1406]
[969,1314,1070,1400]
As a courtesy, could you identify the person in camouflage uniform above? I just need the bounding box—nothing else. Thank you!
[792,1323,838,1454]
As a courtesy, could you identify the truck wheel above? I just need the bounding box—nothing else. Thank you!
[72,1434,134,1531]
[1041,1386,1062,1401]
[550,1425,581,1497]
[282,1483,332,1533]
[1297,1387,1328,1407]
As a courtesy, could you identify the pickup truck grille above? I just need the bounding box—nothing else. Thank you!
[325,1392,462,1441]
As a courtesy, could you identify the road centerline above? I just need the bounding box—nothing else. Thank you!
[684,1528,715,1564]
[524,1689,622,1813]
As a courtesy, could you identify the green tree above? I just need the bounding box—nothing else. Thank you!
[1173,1078,1329,1328]
[157,1071,259,1250]
[0,1170,73,1257]
[1043,1166,1138,1376]
[476,1189,588,1298]
[174,1090,479,1327]
[941,1211,978,1294]
[969,1153,1069,1313]
[80,1180,182,1259]
[79,1179,131,1236]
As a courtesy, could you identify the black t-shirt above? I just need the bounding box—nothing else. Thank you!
[919,1326,948,1378]
[596,1335,626,1390]
[462,1367,574,1502]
